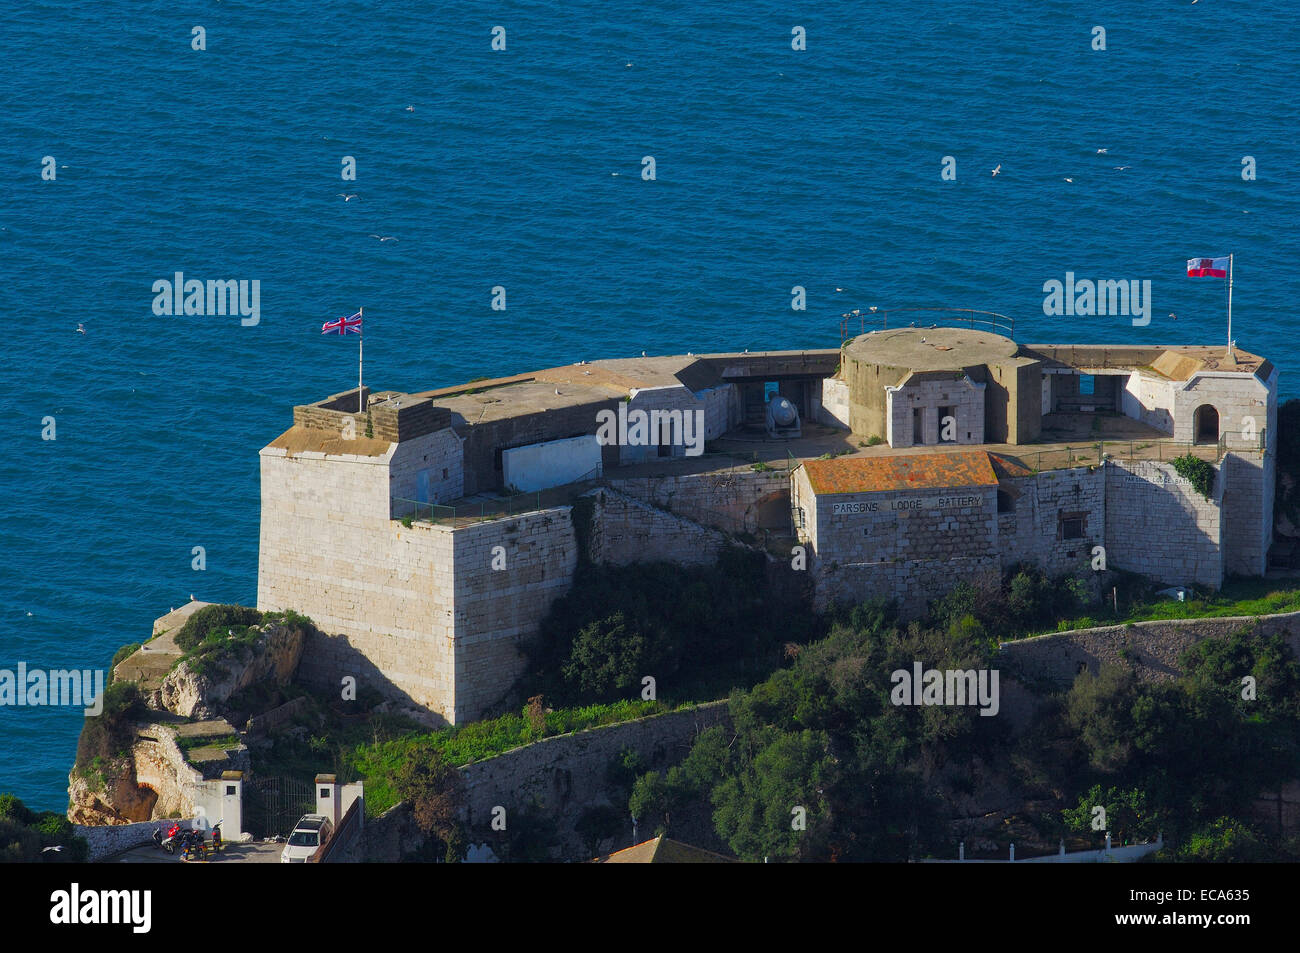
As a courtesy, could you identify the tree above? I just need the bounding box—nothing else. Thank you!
[1177,817,1268,862]
[1063,785,1162,844]
[391,743,466,862]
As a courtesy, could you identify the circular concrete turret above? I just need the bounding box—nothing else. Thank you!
[843,327,1017,372]
[840,327,1019,439]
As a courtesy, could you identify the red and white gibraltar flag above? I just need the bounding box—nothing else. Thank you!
[321,310,362,334]
[1187,257,1229,278]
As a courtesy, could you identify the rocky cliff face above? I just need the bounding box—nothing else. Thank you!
[158,622,305,719]
[67,620,304,825]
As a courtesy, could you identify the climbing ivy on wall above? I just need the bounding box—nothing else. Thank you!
[1171,453,1215,500]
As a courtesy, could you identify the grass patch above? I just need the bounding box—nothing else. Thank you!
[348,698,683,816]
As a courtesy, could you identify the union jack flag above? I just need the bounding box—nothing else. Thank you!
[321,310,362,334]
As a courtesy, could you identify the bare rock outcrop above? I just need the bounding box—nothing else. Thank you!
[158,622,305,720]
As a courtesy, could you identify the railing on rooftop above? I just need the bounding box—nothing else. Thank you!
[839,307,1016,343]
[1016,429,1264,473]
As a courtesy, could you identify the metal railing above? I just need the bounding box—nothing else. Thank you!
[839,307,1016,343]
[1017,430,1264,473]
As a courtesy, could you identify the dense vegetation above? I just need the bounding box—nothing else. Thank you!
[0,795,87,862]
[628,602,1300,862]
[172,604,315,677]
[523,546,818,707]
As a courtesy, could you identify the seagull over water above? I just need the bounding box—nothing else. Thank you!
[338,193,358,201]
[1113,166,1132,171]
[1096,148,1108,154]
[991,164,1002,176]
[75,323,86,333]
[370,235,398,242]
[405,105,414,112]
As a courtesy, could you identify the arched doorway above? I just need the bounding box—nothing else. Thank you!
[1194,404,1219,444]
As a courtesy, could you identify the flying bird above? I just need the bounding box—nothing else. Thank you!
[369,235,398,241]
[1063,177,1073,183]
[1113,166,1131,171]
[835,287,845,292]
[869,306,878,312]
[338,193,358,201]
[75,323,86,333]
[991,164,1001,176]
[641,350,647,357]
[1096,148,1108,154]
[405,105,414,112]
[41,846,63,853]
[1169,313,1178,321]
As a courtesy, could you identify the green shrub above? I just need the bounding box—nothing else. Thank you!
[75,680,144,770]
[1170,453,1215,500]
[174,604,262,652]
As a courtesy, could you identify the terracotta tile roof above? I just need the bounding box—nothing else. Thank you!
[801,449,1002,495]
[592,835,735,863]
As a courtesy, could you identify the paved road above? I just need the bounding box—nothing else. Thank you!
[111,841,284,864]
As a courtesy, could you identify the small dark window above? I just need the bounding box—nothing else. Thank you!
[997,491,1014,513]
[494,448,503,471]
[1061,517,1084,540]
[442,468,448,479]
[225,786,236,796]
[320,788,331,799]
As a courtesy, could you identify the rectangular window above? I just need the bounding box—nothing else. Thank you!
[1060,514,1085,540]
[913,408,924,444]
[1079,374,1095,396]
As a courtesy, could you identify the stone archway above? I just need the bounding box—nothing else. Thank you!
[1194,404,1219,444]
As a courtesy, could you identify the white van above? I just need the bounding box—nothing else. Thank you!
[280,814,333,863]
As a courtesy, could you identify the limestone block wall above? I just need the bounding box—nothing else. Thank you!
[996,467,1104,577]
[820,377,850,429]
[459,702,730,861]
[620,385,710,463]
[886,373,985,448]
[814,556,1001,616]
[1222,452,1271,577]
[999,611,1300,688]
[257,447,458,720]
[806,484,998,615]
[389,427,465,510]
[449,510,580,722]
[608,469,791,535]
[698,383,736,440]
[586,487,733,567]
[1104,460,1222,587]
[1173,372,1271,448]
[1121,372,1176,434]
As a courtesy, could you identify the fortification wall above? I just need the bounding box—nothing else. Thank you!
[608,469,790,535]
[257,447,458,720]
[459,702,730,860]
[996,467,1104,577]
[1104,460,1221,587]
[449,510,580,722]
[586,487,733,567]
[999,611,1300,688]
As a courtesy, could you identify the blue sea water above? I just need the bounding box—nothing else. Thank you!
[1,1,1298,811]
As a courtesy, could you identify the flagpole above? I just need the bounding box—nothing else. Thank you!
[358,306,365,413]
[1226,255,1233,358]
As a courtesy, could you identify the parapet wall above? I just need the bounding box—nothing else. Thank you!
[608,469,791,535]
[460,702,730,860]
[999,611,1300,688]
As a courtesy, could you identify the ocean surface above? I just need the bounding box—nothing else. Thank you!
[2,1,1298,811]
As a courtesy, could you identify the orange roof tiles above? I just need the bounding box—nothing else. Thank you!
[802,449,1003,495]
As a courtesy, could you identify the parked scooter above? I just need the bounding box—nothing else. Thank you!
[159,821,184,854]
[181,828,208,862]
[209,820,223,854]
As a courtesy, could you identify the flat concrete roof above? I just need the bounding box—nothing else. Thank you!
[1024,344,1268,380]
[843,327,1019,371]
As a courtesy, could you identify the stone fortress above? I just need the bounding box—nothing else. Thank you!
[256,325,1276,726]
